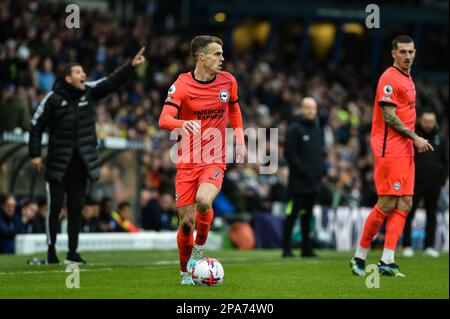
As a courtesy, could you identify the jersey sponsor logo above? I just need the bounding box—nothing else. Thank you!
[393,182,401,191]
[61,100,68,106]
[219,89,230,102]
[383,85,393,95]
[302,135,310,141]
[168,84,176,94]
[381,96,392,101]
[166,96,174,101]
[193,109,225,120]
[78,101,88,107]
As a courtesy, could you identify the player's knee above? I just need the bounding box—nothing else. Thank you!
[197,202,211,214]
[398,197,413,213]
[180,217,195,234]
[377,203,396,215]
[196,195,211,213]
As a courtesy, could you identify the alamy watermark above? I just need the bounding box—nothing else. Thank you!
[365,264,380,289]
[65,264,80,288]
[65,4,80,29]
[365,4,380,29]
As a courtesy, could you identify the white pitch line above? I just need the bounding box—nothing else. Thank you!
[0,268,113,276]
[0,256,265,276]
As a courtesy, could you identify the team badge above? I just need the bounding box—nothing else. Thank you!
[219,89,230,102]
[393,182,401,191]
[383,85,393,95]
[168,84,176,94]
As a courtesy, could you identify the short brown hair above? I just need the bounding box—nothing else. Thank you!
[190,35,223,59]
[392,35,414,50]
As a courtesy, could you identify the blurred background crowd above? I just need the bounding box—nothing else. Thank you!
[0,0,448,252]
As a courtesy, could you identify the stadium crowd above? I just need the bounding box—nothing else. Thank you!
[0,1,448,252]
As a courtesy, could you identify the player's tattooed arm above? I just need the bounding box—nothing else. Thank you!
[381,105,434,153]
[381,106,416,140]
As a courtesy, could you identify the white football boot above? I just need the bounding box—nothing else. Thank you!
[180,271,195,285]
[402,247,414,257]
[424,247,440,258]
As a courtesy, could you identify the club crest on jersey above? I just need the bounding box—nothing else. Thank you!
[168,84,176,95]
[383,85,393,95]
[393,182,401,191]
[219,89,230,102]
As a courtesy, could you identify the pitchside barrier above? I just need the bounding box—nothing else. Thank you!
[255,205,449,252]
[15,231,223,255]
[312,206,449,252]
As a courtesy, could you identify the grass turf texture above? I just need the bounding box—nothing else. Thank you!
[0,249,447,299]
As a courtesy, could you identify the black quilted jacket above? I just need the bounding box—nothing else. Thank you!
[29,61,134,182]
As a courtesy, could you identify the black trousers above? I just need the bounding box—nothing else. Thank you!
[282,193,316,252]
[46,151,87,254]
[403,184,441,249]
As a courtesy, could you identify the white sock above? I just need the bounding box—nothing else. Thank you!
[354,246,369,260]
[381,248,395,264]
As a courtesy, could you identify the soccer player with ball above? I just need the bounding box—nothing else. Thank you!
[159,35,245,285]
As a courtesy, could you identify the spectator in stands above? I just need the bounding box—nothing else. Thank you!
[220,165,247,213]
[141,192,177,231]
[0,194,19,253]
[37,57,55,93]
[112,201,139,233]
[19,198,39,234]
[0,85,30,132]
[81,197,101,233]
[98,196,118,232]
[282,97,325,258]
[403,109,449,257]
[0,194,35,253]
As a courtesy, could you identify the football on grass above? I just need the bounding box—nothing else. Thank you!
[191,257,224,286]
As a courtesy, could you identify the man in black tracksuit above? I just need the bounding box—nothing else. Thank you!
[402,109,448,257]
[28,47,146,264]
[283,97,325,257]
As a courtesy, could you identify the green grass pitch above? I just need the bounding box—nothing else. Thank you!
[0,249,447,299]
